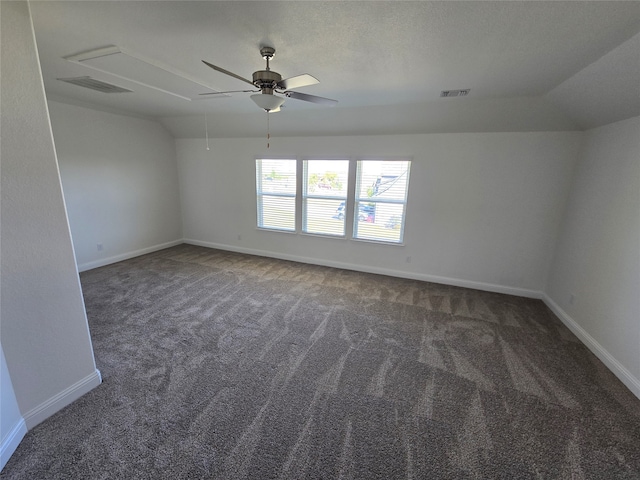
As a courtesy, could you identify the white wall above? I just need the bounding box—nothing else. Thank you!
[0,0,101,468]
[177,132,581,295]
[545,116,640,397]
[48,101,183,271]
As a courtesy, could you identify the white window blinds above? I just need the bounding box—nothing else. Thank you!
[303,160,349,237]
[354,160,411,243]
[256,159,296,232]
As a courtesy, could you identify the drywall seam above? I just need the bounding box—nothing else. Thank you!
[543,293,640,400]
[183,238,542,299]
[22,369,102,430]
[77,239,183,272]
[0,418,27,471]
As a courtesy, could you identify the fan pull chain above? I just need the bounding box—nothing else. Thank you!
[266,110,270,149]
[205,112,210,151]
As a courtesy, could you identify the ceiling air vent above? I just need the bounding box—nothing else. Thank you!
[57,76,133,94]
[440,89,470,98]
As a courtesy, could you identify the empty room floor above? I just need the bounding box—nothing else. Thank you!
[2,245,639,479]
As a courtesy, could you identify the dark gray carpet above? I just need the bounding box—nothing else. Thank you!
[3,244,639,479]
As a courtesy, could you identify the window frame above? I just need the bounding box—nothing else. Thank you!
[301,158,350,238]
[352,159,411,245]
[255,158,298,233]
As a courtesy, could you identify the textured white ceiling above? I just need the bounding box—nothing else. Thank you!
[30,1,640,137]
[545,33,640,130]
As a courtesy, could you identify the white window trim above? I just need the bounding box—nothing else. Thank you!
[255,158,298,232]
[352,158,411,245]
[301,158,350,238]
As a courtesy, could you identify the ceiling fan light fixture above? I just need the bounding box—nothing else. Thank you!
[251,93,285,112]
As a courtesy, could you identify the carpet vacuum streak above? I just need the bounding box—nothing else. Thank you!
[2,245,639,479]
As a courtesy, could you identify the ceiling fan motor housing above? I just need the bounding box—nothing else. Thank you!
[253,70,281,94]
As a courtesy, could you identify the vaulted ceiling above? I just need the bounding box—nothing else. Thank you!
[31,1,640,138]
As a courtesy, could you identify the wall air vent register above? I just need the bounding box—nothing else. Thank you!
[57,76,133,94]
[440,89,470,97]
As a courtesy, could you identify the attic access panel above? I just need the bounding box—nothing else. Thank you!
[64,46,221,101]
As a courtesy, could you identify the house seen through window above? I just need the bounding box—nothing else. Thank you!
[354,160,411,243]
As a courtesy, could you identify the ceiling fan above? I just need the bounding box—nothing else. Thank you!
[201,46,337,112]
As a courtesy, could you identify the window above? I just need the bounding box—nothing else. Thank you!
[255,157,411,243]
[256,159,296,231]
[354,160,411,243]
[303,160,349,236]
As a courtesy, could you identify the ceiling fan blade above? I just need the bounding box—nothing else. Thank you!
[198,89,257,96]
[278,74,319,90]
[285,91,338,106]
[202,60,254,87]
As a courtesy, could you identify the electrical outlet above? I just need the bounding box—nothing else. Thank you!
[97,243,103,251]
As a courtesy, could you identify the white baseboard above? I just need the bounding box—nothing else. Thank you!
[0,418,27,471]
[77,239,183,272]
[183,239,541,299]
[542,294,640,400]
[23,369,102,430]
